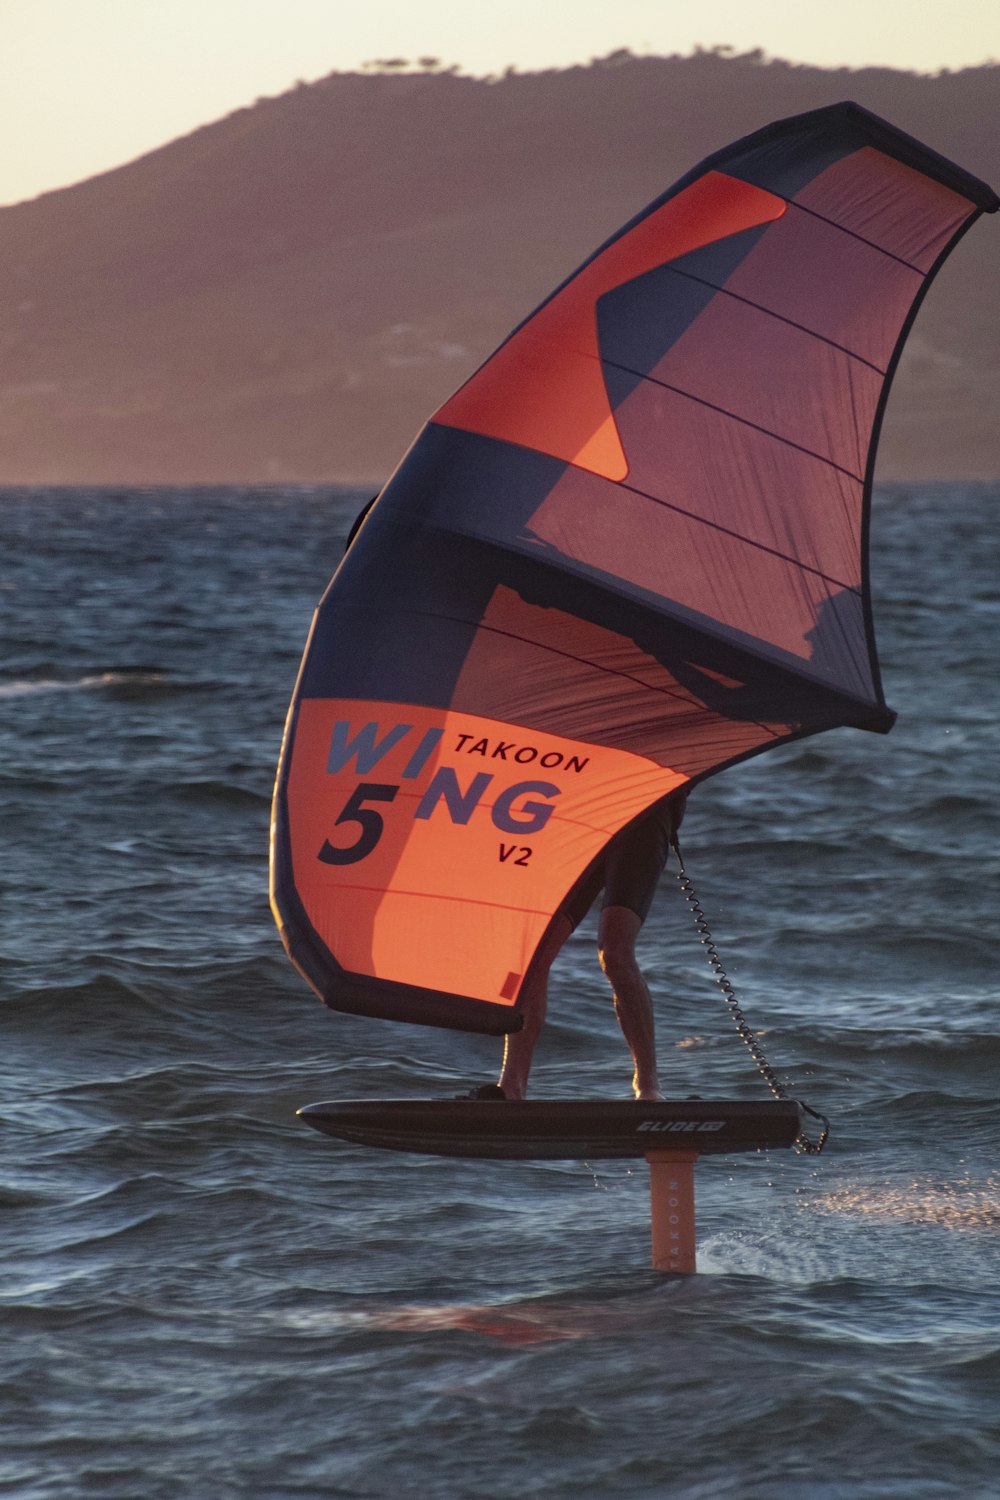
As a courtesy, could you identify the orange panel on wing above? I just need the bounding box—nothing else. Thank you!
[285,699,687,1004]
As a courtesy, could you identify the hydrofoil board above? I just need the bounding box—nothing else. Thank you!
[297,1097,802,1160]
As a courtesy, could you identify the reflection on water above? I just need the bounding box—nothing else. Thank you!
[810,1174,1000,1230]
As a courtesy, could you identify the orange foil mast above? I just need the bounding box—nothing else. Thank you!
[271,103,997,1034]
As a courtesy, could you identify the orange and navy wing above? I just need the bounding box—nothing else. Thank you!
[271,102,997,1033]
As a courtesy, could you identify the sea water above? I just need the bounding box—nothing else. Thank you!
[1,484,998,1499]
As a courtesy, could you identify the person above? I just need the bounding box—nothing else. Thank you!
[348,495,686,1102]
[471,791,687,1102]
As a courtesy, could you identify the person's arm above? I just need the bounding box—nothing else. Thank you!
[344,494,379,552]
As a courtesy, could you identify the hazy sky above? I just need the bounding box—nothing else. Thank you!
[2,0,999,205]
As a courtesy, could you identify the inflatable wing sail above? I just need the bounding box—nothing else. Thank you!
[271,102,997,1034]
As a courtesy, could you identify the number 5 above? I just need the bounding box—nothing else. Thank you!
[318,782,399,865]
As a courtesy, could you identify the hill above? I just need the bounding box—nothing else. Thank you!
[1,51,997,484]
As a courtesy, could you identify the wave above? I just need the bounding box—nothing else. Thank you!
[173,778,271,808]
[0,669,169,699]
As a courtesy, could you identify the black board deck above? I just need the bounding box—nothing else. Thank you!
[296,1098,803,1160]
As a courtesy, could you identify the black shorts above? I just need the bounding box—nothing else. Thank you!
[559,796,683,929]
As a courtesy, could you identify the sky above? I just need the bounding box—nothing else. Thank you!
[2,0,1000,206]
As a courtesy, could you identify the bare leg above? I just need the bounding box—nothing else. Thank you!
[598,905,664,1100]
[498,914,573,1100]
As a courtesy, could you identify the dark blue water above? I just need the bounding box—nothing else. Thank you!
[2,484,998,1499]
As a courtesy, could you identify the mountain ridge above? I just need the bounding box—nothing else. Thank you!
[2,52,997,483]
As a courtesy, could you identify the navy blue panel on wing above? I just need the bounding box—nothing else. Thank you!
[379,422,568,545]
[662,222,774,292]
[300,523,494,703]
[721,121,856,200]
[597,267,716,395]
[596,223,772,404]
[299,427,568,703]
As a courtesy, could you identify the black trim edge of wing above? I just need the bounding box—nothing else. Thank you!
[858,204,991,705]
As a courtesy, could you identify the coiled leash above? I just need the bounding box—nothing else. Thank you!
[671,838,830,1156]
